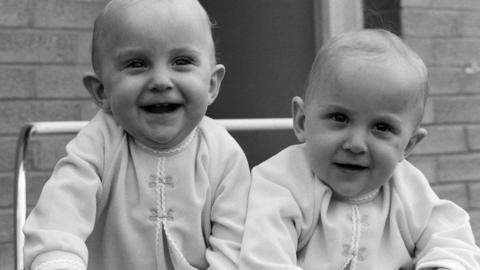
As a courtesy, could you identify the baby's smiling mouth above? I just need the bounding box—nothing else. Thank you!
[141,103,181,114]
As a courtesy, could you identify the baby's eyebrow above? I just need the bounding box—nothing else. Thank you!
[170,47,202,56]
[375,114,402,125]
[320,104,350,112]
[112,48,148,62]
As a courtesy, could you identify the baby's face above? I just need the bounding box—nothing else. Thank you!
[294,58,425,198]
[95,0,223,150]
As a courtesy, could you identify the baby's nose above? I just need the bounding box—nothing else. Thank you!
[342,130,367,154]
[148,69,173,91]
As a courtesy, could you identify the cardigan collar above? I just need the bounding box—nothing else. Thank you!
[341,188,381,204]
[330,187,381,205]
[133,127,198,156]
[315,175,381,204]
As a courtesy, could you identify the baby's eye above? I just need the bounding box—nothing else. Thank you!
[374,123,394,133]
[173,56,194,66]
[329,113,348,123]
[125,59,147,69]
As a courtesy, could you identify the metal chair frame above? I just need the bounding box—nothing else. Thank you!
[13,118,292,270]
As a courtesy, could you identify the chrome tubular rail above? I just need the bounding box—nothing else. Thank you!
[13,124,34,270]
[13,118,292,270]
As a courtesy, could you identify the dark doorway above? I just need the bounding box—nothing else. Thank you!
[201,0,316,166]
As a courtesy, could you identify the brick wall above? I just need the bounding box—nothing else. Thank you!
[1,0,480,269]
[401,0,480,242]
[0,0,107,268]
[364,0,480,244]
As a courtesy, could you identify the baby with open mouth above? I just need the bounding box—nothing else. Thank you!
[23,1,251,270]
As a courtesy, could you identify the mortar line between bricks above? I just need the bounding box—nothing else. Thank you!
[0,62,90,66]
[402,7,480,12]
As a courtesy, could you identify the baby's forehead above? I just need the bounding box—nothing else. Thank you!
[338,54,421,76]
[309,56,426,103]
[101,0,209,26]
[340,57,425,95]
[97,0,214,48]
[315,52,426,90]
[91,0,217,72]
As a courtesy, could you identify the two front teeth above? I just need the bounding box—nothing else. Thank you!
[142,103,181,113]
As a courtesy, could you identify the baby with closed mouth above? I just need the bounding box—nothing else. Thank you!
[239,29,480,270]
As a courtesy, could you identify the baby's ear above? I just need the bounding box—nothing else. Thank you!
[207,64,226,105]
[83,72,110,112]
[292,96,306,143]
[404,127,427,158]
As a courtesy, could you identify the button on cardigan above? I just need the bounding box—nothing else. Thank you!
[24,111,251,270]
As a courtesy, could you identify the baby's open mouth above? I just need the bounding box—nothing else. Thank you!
[142,103,181,113]
[334,163,368,171]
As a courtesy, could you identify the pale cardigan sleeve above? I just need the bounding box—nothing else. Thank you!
[393,161,480,270]
[198,117,252,270]
[23,111,124,270]
[239,145,319,270]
